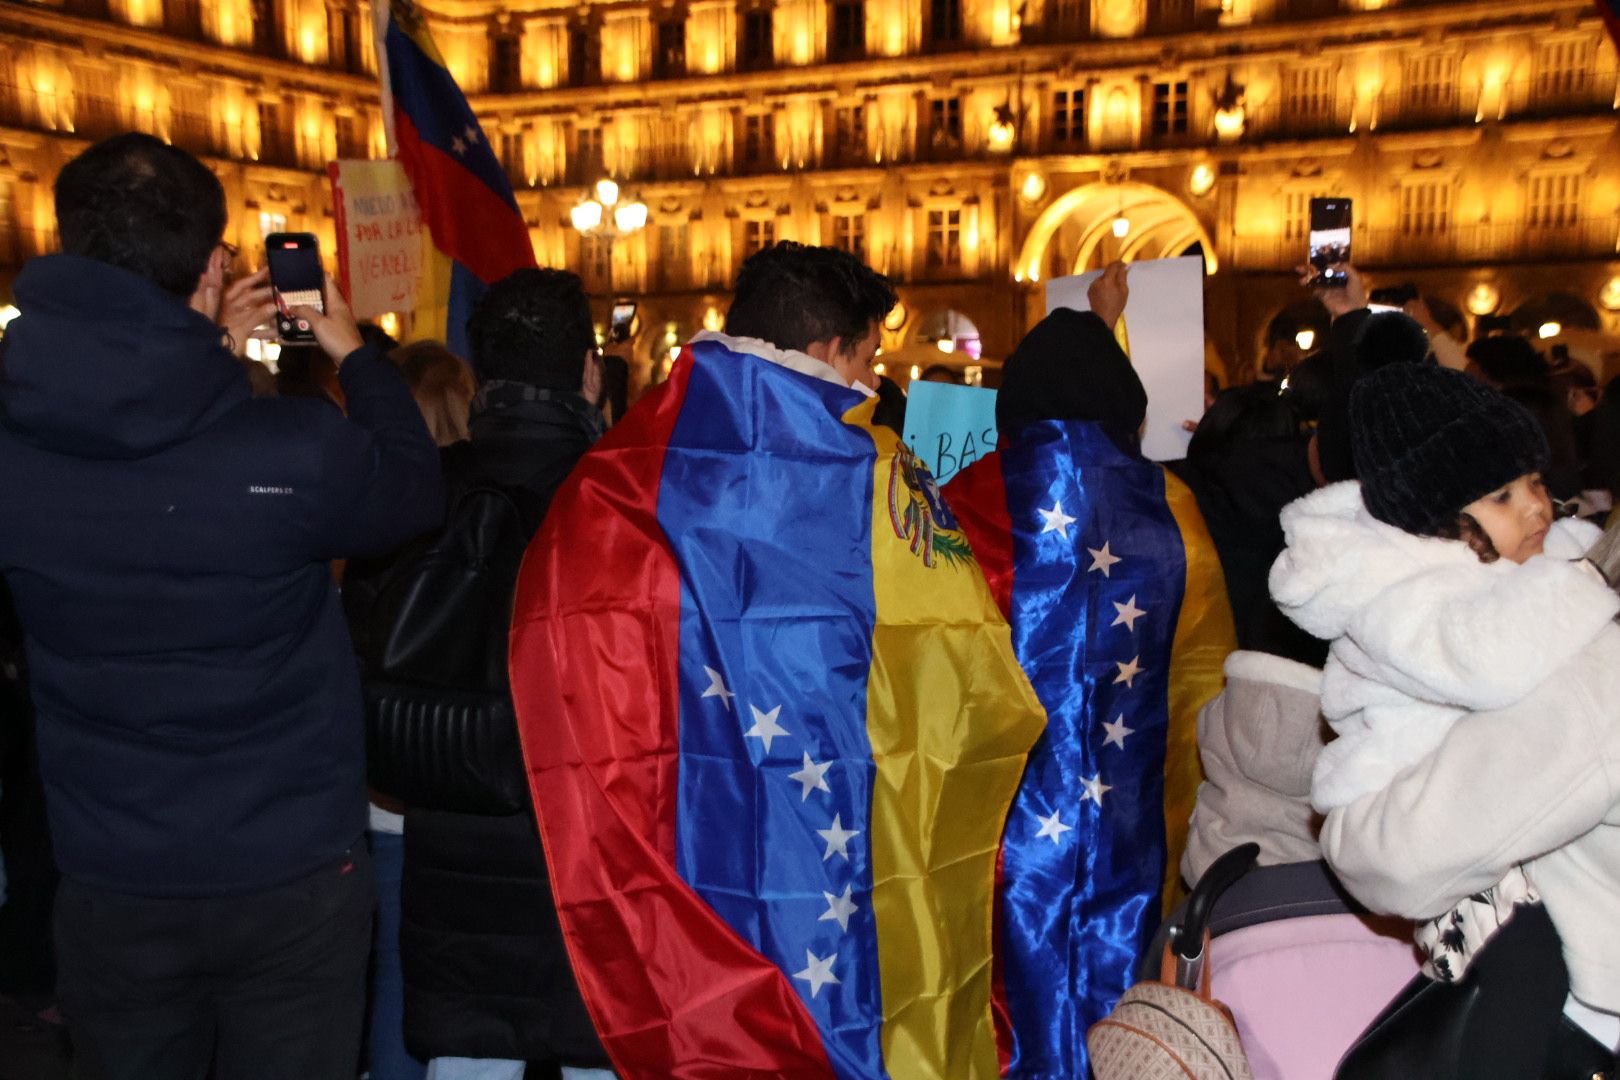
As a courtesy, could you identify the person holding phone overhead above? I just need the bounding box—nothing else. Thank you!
[0,133,443,1080]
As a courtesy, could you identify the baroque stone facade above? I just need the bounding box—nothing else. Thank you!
[0,0,1615,382]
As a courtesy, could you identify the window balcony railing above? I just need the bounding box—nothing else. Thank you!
[1229,217,1619,271]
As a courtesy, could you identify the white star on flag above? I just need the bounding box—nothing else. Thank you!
[450,135,467,155]
[701,666,735,710]
[788,753,833,800]
[1087,542,1122,577]
[1102,715,1135,750]
[1114,655,1143,688]
[1081,774,1112,805]
[793,949,840,998]
[745,704,790,753]
[819,884,859,932]
[817,814,861,862]
[1034,809,1073,845]
[1111,594,1146,632]
[1038,500,1077,538]
[464,123,480,143]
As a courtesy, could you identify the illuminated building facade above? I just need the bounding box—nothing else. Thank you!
[0,0,1615,381]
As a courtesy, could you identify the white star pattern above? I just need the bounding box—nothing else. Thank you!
[793,950,841,998]
[1114,655,1143,688]
[450,134,467,156]
[1038,500,1077,538]
[463,123,480,144]
[1034,809,1073,845]
[788,753,833,800]
[745,704,790,753]
[1102,715,1135,750]
[1111,594,1146,632]
[817,814,861,862]
[1081,774,1112,805]
[700,666,735,710]
[819,885,859,932]
[1087,542,1122,577]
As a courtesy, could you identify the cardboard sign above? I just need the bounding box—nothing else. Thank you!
[328,160,423,319]
[1044,256,1205,462]
[903,381,1000,485]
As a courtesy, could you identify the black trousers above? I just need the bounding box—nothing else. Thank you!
[53,844,374,1080]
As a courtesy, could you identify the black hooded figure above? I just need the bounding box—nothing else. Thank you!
[995,307,1148,451]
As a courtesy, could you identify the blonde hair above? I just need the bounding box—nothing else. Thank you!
[392,341,476,447]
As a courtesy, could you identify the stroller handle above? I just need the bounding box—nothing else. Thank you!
[1172,842,1261,963]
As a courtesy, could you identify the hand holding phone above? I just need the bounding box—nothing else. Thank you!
[265,232,325,343]
[289,273,364,365]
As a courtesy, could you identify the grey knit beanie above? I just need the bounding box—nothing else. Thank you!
[1350,363,1549,536]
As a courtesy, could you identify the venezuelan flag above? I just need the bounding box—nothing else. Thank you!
[375,0,535,358]
[508,337,1047,1079]
[946,421,1234,1080]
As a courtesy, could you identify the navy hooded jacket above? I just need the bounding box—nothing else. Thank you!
[0,255,443,897]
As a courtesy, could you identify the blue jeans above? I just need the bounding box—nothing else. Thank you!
[367,829,426,1080]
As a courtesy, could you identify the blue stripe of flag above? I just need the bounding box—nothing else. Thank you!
[999,421,1185,1079]
[662,340,890,1080]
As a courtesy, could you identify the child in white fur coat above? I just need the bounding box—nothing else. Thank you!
[1271,362,1620,1047]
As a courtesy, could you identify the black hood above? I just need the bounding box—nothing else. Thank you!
[0,254,249,459]
[996,308,1147,452]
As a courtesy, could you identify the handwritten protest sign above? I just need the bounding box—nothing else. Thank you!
[903,382,1000,485]
[1044,256,1205,462]
[328,160,423,319]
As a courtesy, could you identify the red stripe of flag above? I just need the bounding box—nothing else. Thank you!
[394,110,535,285]
[944,454,1015,619]
[510,353,838,1079]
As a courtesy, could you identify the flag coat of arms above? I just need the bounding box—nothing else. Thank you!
[374,0,536,356]
[946,421,1235,1079]
[508,336,1048,1079]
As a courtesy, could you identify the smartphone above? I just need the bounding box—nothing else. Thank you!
[609,301,637,343]
[265,233,324,343]
[1308,198,1352,288]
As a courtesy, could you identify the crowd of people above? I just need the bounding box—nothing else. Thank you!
[3,130,1620,1079]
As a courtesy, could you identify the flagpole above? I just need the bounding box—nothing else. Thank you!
[373,0,398,158]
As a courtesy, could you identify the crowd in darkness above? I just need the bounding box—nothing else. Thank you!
[4,130,1620,1080]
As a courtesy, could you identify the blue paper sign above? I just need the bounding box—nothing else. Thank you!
[902,382,1000,485]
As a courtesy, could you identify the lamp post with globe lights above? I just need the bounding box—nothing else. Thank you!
[569,179,648,292]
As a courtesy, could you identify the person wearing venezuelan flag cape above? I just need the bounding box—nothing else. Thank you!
[507,242,1047,1080]
[944,263,1236,1080]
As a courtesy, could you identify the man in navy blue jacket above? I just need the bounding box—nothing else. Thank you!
[0,133,443,1078]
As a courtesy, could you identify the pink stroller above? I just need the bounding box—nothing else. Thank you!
[1143,854,1423,1080]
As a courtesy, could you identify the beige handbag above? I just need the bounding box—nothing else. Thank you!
[1088,843,1258,1080]
[1088,936,1254,1080]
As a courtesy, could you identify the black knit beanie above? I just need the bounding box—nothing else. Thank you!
[1350,363,1549,536]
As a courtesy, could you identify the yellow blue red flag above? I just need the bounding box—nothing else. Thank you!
[374,0,535,357]
[946,421,1234,1078]
[508,337,1047,1079]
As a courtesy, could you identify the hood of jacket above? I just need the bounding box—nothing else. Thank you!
[0,254,249,459]
[1271,480,1618,712]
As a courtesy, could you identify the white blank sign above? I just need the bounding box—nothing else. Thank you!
[1044,256,1205,462]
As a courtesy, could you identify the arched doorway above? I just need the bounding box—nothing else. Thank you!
[1015,181,1219,283]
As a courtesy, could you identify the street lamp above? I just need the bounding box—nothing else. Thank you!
[570,179,648,288]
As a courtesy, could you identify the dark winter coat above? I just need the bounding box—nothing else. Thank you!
[0,254,442,898]
[348,391,609,1067]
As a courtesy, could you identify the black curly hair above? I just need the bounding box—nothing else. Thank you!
[467,267,595,389]
[724,241,897,355]
[55,132,227,298]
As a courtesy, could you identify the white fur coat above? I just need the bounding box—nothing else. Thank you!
[1269,481,1617,812]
